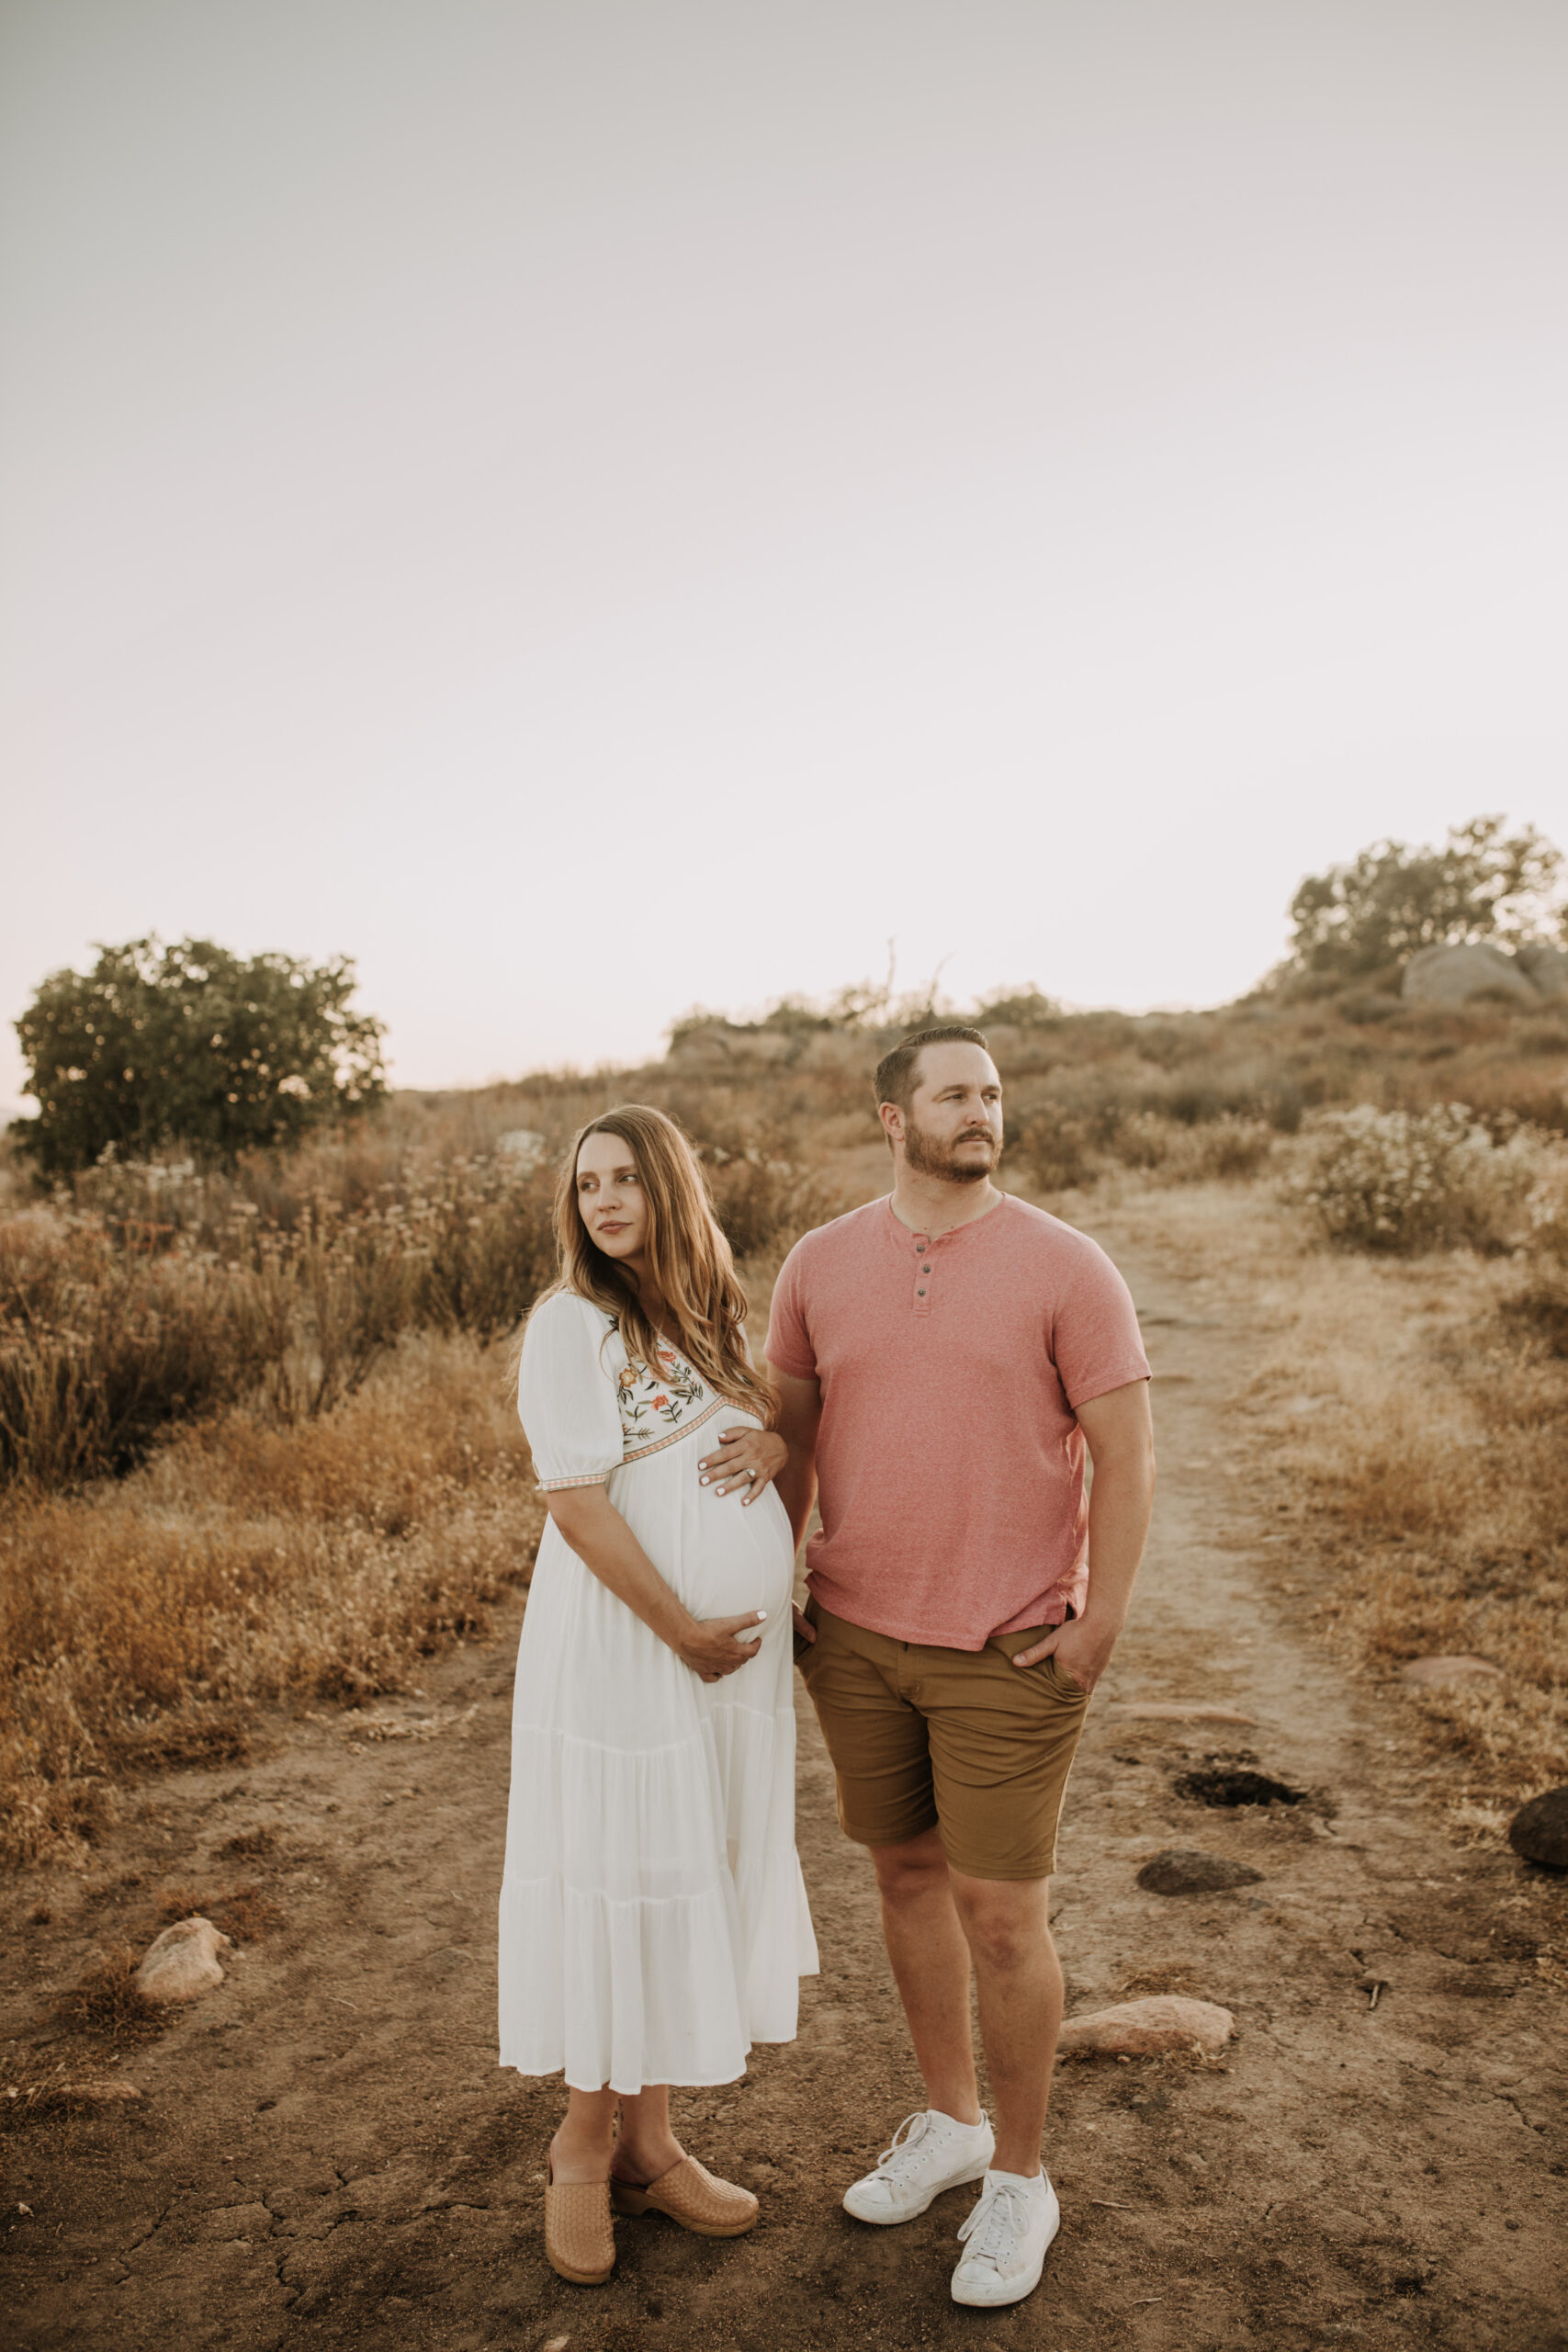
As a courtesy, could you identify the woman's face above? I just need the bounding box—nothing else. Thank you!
[575,1130,649,1265]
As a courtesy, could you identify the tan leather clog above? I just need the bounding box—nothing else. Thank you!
[609,2154,759,2238]
[545,2156,615,2284]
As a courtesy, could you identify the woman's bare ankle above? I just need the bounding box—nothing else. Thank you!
[611,2129,684,2186]
[549,2124,615,2186]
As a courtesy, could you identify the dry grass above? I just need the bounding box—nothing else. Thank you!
[1119,1962,1207,1998]
[0,1083,855,1870]
[0,1334,546,1867]
[5,991,1565,1876]
[6,985,1563,1493]
[50,1950,164,2042]
[1145,1178,1568,1821]
[152,1880,285,1942]
[0,1154,559,1488]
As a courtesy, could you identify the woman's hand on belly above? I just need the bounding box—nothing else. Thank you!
[697,1426,788,1503]
[679,1611,768,1683]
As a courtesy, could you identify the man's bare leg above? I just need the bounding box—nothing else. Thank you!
[869,1827,984,2126]
[948,1870,1061,2177]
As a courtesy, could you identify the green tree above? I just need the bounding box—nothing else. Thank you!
[1283,816,1564,986]
[14,937,388,1175]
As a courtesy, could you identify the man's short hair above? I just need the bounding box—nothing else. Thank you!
[874,1024,991,1116]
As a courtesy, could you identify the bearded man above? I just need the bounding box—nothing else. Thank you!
[768,1024,1155,2311]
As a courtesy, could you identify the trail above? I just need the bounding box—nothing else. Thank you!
[4,1212,1564,2350]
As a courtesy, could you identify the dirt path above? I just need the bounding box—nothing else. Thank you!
[5,1217,1564,2350]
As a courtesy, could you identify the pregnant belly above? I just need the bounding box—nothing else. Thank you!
[683,1485,796,1624]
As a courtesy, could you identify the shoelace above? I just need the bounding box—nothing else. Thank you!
[957,2178,1037,2268]
[870,2111,933,2179]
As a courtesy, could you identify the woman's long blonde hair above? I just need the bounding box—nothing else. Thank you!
[545,1104,776,1425]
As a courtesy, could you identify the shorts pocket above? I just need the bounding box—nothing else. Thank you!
[1045,1653,1091,1701]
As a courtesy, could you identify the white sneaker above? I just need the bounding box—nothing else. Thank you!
[841,2109,995,2225]
[950,2167,1061,2307]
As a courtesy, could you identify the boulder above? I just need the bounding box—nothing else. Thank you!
[1057,1996,1235,2059]
[1136,1849,1265,1895]
[1516,944,1568,1000]
[1401,944,1539,1007]
[1507,1786,1568,1870]
[1400,1655,1505,1690]
[667,1022,798,1066]
[135,1916,231,2002]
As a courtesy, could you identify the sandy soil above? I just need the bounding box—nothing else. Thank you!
[4,1211,1565,2350]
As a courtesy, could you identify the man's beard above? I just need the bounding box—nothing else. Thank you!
[902,1115,1001,1184]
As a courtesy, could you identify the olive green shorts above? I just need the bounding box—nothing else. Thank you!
[795,1595,1091,1882]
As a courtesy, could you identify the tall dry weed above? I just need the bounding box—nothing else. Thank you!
[0,1336,544,1867]
[0,1214,263,1487]
[0,1157,559,1491]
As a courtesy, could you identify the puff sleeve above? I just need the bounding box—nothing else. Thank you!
[518,1291,626,1491]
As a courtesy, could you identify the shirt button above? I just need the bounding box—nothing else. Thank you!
[917,1287,927,1296]
[921,1263,931,1272]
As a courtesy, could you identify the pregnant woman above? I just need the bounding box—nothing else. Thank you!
[499,1104,817,2287]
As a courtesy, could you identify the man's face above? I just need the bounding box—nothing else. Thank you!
[895,1043,1004,1183]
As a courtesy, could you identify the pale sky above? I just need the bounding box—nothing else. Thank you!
[4,0,1565,1111]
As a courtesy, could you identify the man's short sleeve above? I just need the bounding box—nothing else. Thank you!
[765,1238,817,1381]
[1051,1240,1151,1410]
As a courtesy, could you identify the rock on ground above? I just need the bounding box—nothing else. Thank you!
[1401,943,1540,1006]
[135,1917,231,2002]
[1136,1848,1265,1895]
[1507,1786,1568,1870]
[1517,944,1568,998]
[1400,1656,1505,1690]
[1057,1996,1235,2059]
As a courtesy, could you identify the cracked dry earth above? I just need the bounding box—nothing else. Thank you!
[5,1219,1566,2352]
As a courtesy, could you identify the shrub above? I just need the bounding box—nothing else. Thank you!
[1012,1105,1273,1193]
[1279,815,1564,988]
[1298,1103,1546,1253]
[0,1216,267,1487]
[400,1158,558,1346]
[971,987,1061,1029]
[14,936,387,1175]
[1013,1111,1101,1192]
[1180,1115,1276,1182]
[233,1200,417,1422]
[704,1152,839,1261]
[1110,1112,1275,1183]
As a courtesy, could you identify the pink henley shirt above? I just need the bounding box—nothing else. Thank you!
[765,1193,1150,1651]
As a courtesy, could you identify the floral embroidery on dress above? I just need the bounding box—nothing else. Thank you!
[608,1328,727,1464]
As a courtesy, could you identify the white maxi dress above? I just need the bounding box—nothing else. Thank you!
[498,1289,818,2094]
